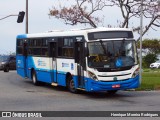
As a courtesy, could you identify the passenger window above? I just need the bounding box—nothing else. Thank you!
[57,37,74,58]
[64,38,73,47]
[62,47,74,57]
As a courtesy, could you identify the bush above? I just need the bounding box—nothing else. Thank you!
[142,53,158,68]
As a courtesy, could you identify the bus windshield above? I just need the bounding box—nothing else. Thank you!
[87,40,138,69]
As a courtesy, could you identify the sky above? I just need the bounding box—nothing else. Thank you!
[0,0,160,54]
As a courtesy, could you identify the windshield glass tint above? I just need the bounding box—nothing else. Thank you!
[88,40,138,68]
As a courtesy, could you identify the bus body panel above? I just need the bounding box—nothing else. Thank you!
[36,70,52,83]
[56,58,77,86]
[31,56,54,83]
[56,58,76,75]
[85,75,139,92]
[56,73,67,86]
[16,55,27,78]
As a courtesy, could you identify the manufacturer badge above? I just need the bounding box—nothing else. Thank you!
[113,76,117,81]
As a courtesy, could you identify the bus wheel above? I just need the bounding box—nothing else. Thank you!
[107,90,118,95]
[32,70,39,86]
[67,76,78,93]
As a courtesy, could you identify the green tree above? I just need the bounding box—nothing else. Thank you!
[137,39,160,54]
[142,53,158,68]
[142,39,160,54]
[137,39,160,68]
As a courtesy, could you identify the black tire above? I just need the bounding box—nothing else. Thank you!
[32,70,40,86]
[107,90,118,95]
[67,76,78,93]
[4,66,9,72]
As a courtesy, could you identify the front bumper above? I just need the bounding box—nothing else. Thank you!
[150,66,158,68]
[85,75,140,92]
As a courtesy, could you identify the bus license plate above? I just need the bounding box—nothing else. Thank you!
[112,84,120,88]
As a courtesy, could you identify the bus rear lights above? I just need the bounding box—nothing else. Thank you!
[112,84,120,88]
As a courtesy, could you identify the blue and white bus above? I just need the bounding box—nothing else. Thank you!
[16,27,140,94]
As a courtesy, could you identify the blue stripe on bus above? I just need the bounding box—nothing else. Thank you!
[36,70,52,83]
[85,75,140,92]
[17,34,27,39]
[17,66,139,91]
[17,66,140,91]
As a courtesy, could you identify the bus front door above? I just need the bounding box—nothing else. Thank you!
[75,42,85,88]
[49,42,57,83]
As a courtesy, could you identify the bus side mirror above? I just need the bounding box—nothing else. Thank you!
[17,11,25,23]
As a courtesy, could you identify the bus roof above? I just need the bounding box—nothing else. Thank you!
[17,27,133,39]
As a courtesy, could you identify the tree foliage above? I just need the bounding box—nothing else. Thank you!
[142,53,158,68]
[137,39,160,68]
[137,39,160,54]
[49,0,113,28]
[49,0,160,40]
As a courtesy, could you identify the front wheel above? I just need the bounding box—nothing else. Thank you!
[107,90,118,95]
[67,76,78,93]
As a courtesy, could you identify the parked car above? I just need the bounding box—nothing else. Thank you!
[0,55,8,70]
[150,60,160,69]
[0,55,16,72]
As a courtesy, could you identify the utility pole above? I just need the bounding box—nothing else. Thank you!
[139,0,143,84]
[26,0,28,34]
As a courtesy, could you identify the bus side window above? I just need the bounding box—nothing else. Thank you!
[23,42,28,56]
[42,48,48,56]
[48,41,57,58]
[42,38,48,56]
[63,47,74,57]
[62,37,74,58]
[17,39,23,55]
[17,47,23,54]
[57,38,63,56]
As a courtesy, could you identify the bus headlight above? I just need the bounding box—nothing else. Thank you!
[88,71,98,81]
[132,68,139,78]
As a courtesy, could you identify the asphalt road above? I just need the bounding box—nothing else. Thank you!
[0,71,160,120]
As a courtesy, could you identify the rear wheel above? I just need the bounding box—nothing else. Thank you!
[67,76,78,93]
[32,70,40,85]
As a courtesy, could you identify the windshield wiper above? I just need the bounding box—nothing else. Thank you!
[119,38,126,56]
[99,40,108,56]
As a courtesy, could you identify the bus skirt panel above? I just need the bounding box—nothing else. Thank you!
[85,75,140,92]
